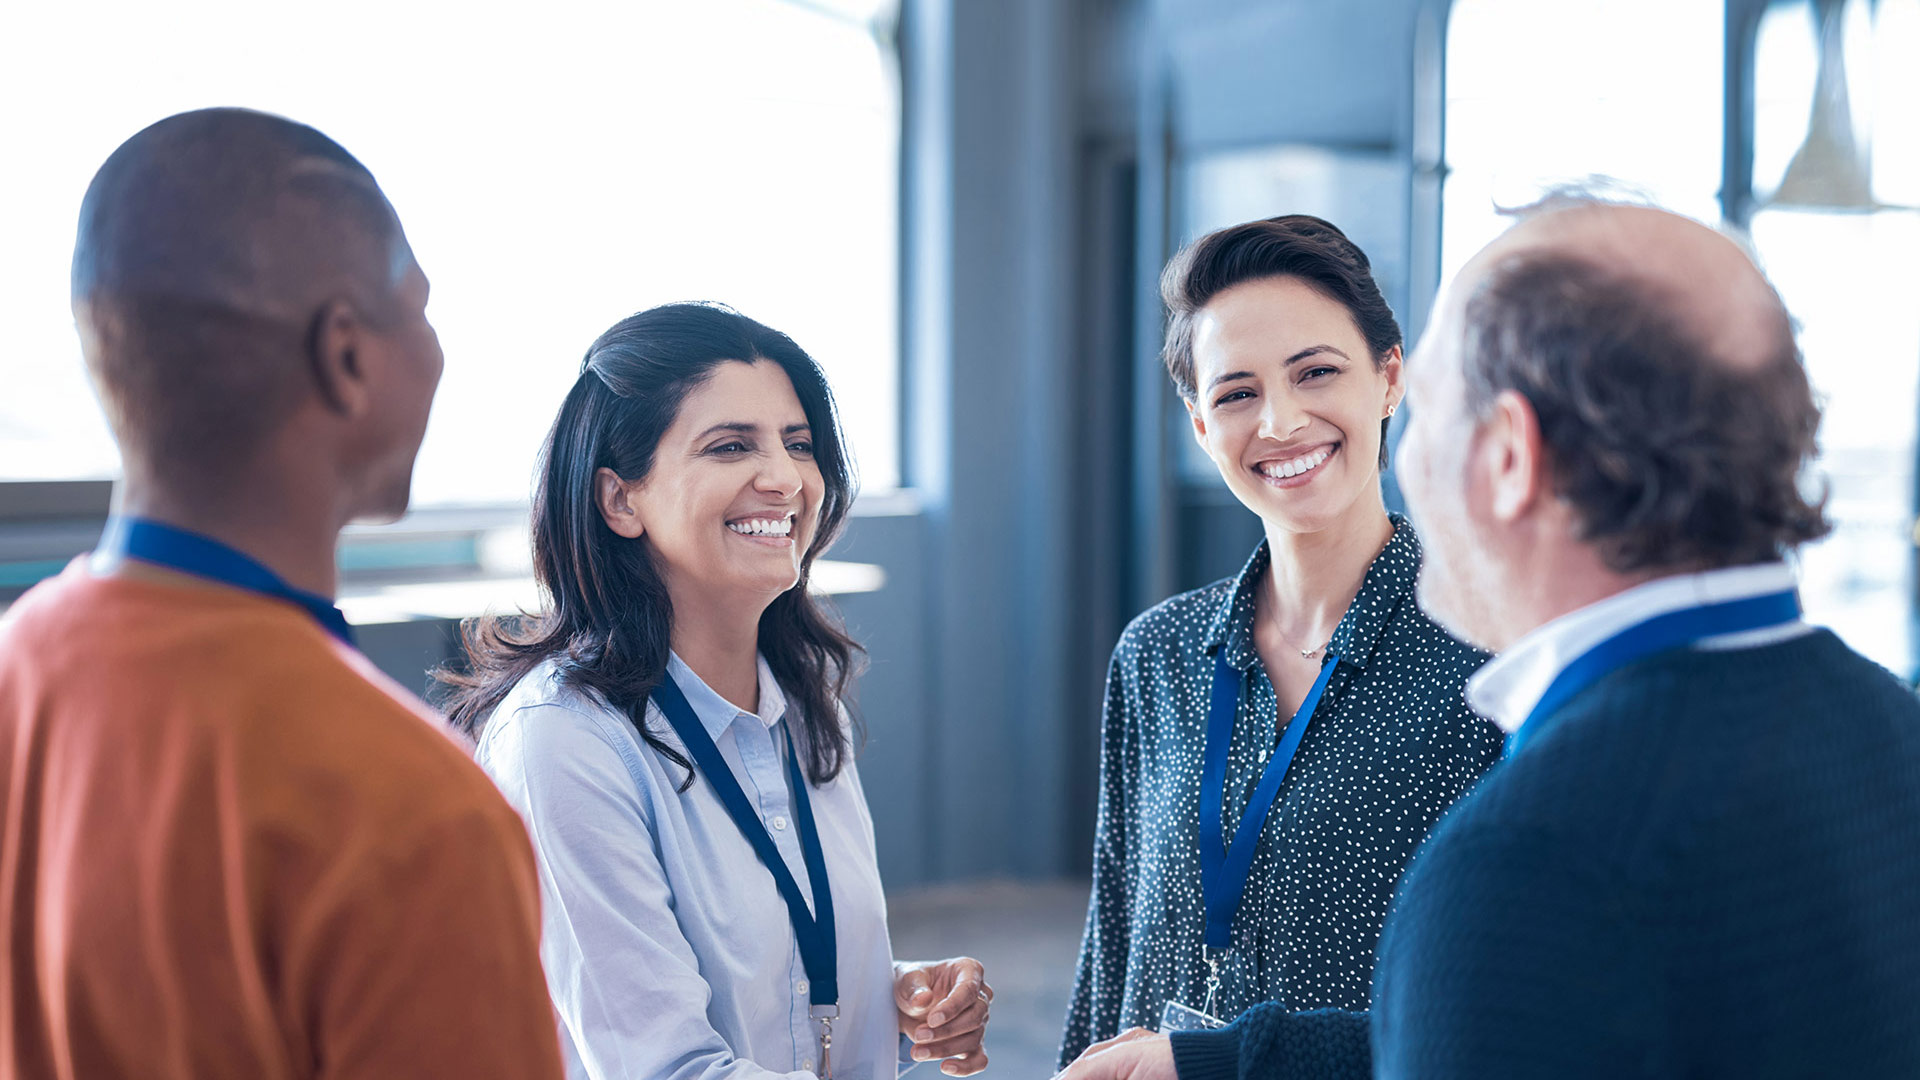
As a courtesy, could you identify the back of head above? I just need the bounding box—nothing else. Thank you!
[1459,196,1829,570]
[72,108,412,476]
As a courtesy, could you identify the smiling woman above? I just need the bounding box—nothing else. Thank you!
[434,302,995,1080]
[1060,216,1503,1066]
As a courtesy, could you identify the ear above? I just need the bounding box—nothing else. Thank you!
[1480,389,1547,523]
[308,298,373,418]
[1186,396,1210,453]
[595,467,646,539]
[1380,345,1406,416]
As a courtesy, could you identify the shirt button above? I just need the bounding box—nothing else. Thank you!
[803,1060,815,1072]
[772,815,790,831]
[797,979,809,995]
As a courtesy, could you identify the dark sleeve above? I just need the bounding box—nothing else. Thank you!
[1370,822,1670,1079]
[1170,1006,1371,1080]
[1059,649,1140,1067]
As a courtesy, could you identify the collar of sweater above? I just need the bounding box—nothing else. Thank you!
[1467,561,1808,735]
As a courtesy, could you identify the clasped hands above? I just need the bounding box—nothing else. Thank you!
[893,957,993,1076]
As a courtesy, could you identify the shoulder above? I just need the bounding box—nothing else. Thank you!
[476,660,657,794]
[254,641,534,835]
[1112,575,1235,666]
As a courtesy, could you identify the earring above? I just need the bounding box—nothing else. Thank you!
[1386,404,1397,418]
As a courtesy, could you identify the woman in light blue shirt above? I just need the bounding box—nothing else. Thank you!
[439,303,992,1080]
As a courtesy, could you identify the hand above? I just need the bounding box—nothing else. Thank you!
[893,957,992,1075]
[1055,1028,1175,1080]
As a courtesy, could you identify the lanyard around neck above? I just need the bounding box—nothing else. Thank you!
[96,517,356,647]
[1199,648,1341,950]
[1509,588,1802,756]
[650,673,838,1012]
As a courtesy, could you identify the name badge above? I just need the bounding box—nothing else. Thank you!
[1158,1000,1227,1033]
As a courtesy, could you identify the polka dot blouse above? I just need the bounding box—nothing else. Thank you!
[1058,516,1504,1066]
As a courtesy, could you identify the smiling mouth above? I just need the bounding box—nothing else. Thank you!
[726,514,795,540]
[1255,444,1336,483]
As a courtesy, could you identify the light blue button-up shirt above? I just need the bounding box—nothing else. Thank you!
[478,653,898,1080]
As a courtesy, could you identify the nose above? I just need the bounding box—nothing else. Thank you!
[755,447,804,499]
[1257,388,1309,441]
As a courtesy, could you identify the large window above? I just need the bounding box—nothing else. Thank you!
[1446,0,1920,677]
[1443,0,1724,279]
[1747,0,1920,677]
[0,0,901,503]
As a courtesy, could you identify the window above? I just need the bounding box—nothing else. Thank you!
[1443,0,1724,279]
[1747,0,1920,675]
[0,0,901,504]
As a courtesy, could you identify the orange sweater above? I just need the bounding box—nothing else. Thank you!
[0,564,563,1080]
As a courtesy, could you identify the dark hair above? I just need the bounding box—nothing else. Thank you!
[436,303,864,787]
[1161,214,1403,468]
[1460,250,1830,571]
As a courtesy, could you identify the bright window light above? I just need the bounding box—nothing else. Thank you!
[1442,0,1725,277]
[1750,0,1920,677]
[0,0,901,503]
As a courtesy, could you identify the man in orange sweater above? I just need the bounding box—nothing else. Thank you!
[0,108,564,1080]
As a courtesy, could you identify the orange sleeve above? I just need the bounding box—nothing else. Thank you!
[296,806,564,1080]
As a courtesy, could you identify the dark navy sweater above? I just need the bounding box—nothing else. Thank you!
[1170,628,1920,1079]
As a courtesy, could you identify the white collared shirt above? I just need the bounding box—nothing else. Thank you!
[1466,562,1810,735]
[477,651,898,1080]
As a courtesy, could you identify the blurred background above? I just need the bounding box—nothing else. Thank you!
[3,0,1917,1070]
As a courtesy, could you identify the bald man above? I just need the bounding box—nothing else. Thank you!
[0,109,563,1079]
[1059,197,1920,1079]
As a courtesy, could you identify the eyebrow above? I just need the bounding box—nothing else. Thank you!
[1204,345,1353,392]
[694,421,813,440]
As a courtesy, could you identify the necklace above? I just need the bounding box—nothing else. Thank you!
[1273,626,1333,661]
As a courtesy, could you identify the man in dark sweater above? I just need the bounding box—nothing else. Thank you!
[1057,197,1920,1079]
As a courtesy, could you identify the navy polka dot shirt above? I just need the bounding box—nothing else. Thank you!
[1059,516,1503,1065]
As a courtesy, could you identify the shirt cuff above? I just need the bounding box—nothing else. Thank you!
[1170,1025,1241,1080]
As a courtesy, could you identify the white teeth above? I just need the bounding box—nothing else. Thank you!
[728,517,793,537]
[1260,448,1331,481]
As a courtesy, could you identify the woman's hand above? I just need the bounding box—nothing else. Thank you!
[893,957,992,1075]
[1054,1028,1174,1080]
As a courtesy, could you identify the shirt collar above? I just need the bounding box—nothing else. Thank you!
[665,651,790,739]
[1466,561,1804,735]
[1205,514,1422,672]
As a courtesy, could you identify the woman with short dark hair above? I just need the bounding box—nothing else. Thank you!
[1058,216,1503,1063]
[441,303,993,1080]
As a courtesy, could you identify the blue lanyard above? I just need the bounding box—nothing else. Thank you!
[1199,648,1341,950]
[1508,588,1802,756]
[650,674,838,1015]
[97,517,356,647]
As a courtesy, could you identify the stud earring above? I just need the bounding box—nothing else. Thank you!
[1386,404,1397,418]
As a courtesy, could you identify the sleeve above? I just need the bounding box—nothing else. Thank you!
[487,703,816,1080]
[1058,648,1140,1067]
[1369,822,1670,1079]
[1169,1006,1371,1080]
[299,801,565,1080]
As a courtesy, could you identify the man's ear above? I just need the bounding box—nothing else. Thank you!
[308,297,372,417]
[1481,389,1546,523]
[596,467,645,539]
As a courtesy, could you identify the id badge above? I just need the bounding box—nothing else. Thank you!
[1158,1000,1227,1033]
